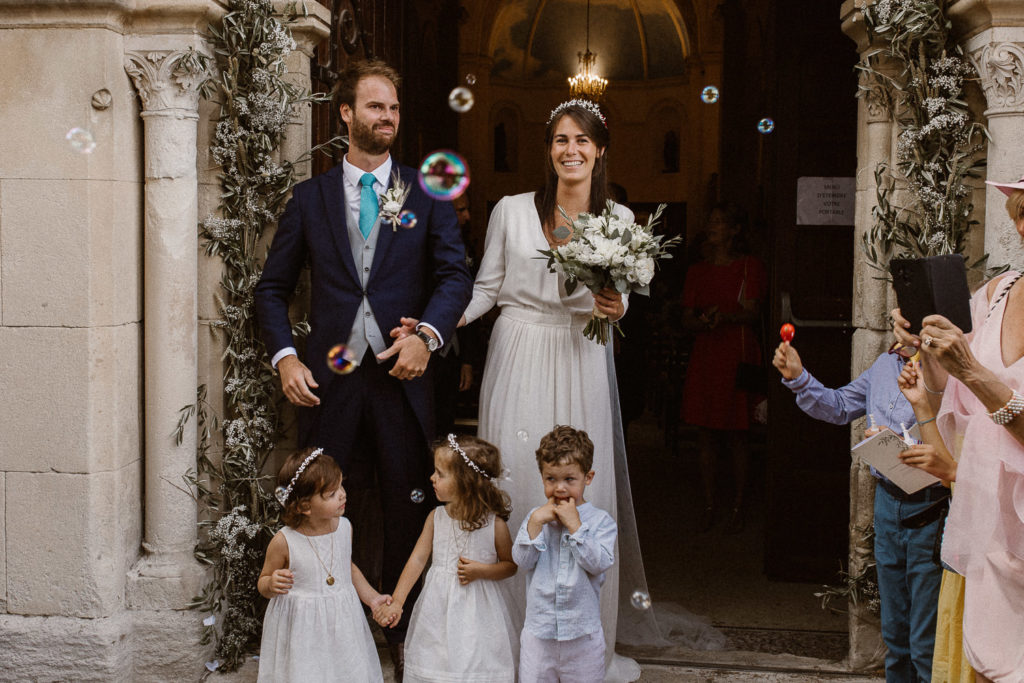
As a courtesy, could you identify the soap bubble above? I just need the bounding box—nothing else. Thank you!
[465,73,477,86]
[398,210,418,229]
[326,344,358,375]
[630,590,652,610]
[410,489,425,504]
[700,86,719,104]
[516,429,529,442]
[66,127,96,154]
[418,150,470,201]
[448,86,475,113]
[757,118,775,134]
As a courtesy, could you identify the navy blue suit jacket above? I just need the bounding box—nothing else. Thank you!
[254,162,473,441]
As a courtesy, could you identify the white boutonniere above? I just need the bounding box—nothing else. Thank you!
[378,172,411,231]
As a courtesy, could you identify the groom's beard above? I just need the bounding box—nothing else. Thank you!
[349,114,396,156]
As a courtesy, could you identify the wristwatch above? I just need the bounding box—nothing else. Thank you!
[415,329,440,353]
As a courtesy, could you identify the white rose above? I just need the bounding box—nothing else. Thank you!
[383,200,402,215]
[634,257,655,286]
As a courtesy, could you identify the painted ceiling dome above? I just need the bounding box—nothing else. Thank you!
[488,0,691,82]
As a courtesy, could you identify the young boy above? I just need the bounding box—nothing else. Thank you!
[511,425,617,683]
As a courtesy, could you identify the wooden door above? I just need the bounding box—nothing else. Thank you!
[311,0,461,177]
[720,0,859,582]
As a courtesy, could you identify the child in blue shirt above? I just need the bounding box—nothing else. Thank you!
[512,425,617,683]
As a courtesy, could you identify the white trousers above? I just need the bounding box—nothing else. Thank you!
[519,628,606,683]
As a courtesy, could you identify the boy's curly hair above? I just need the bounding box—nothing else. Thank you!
[277,447,342,528]
[535,425,594,473]
[440,435,512,531]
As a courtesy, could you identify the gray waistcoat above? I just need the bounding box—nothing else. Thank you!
[344,204,386,363]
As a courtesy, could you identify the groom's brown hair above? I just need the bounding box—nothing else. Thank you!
[535,425,594,473]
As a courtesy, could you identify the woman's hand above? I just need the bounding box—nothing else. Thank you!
[593,287,625,321]
[899,444,957,482]
[891,307,920,348]
[918,314,979,382]
[898,360,928,409]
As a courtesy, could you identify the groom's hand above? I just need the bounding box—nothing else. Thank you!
[388,317,419,340]
[377,334,430,380]
[277,355,320,406]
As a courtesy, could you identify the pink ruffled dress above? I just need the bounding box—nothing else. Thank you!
[938,272,1024,679]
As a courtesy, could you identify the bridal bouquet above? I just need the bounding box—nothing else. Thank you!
[538,201,681,345]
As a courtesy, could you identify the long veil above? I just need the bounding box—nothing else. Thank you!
[604,342,728,653]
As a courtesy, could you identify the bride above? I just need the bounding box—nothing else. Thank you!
[459,99,642,682]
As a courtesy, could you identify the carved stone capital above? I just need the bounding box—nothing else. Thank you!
[863,84,891,123]
[969,41,1024,115]
[124,49,210,115]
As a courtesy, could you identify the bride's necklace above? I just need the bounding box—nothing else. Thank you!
[305,532,335,586]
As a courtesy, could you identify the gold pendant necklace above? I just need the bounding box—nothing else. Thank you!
[305,532,335,586]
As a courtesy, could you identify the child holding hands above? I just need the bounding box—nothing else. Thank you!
[512,425,617,683]
[257,447,388,682]
[375,434,518,683]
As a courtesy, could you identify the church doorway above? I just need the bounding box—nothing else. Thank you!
[311,0,866,671]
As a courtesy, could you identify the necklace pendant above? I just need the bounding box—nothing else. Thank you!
[326,575,335,586]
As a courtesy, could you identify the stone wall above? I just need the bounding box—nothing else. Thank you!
[0,1,328,679]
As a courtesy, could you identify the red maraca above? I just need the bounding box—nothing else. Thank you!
[780,323,795,342]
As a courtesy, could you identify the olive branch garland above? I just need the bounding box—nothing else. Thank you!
[172,0,344,672]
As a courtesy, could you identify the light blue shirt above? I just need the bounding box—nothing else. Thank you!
[512,502,616,641]
[782,351,933,484]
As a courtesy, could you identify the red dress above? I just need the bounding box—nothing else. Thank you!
[680,255,765,431]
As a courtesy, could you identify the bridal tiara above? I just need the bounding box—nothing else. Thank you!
[548,99,607,128]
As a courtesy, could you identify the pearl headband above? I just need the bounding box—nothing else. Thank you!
[548,99,607,128]
[275,447,323,505]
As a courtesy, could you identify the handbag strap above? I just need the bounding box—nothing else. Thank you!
[985,272,1022,322]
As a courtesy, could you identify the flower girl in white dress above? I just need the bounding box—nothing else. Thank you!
[257,447,389,682]
[375,434,519,682]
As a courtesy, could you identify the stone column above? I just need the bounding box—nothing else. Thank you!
[969,41,1024,264]
[950,1,1024,266]
[841,0,894,671]
[124,45,210,606]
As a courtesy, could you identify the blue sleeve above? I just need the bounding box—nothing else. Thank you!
[782,365,871,425]
[511,509,545,571]
[567,513,617,576]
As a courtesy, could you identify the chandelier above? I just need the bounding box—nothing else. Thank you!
[568,0,607,102]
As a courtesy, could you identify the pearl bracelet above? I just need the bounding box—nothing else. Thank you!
[988,390,1024,426]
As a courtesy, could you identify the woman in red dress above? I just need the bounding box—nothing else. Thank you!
[681,203,765,533]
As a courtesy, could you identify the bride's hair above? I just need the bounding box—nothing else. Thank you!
[534,102,611,227]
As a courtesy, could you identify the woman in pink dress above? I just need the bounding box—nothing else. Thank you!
[893,175,1024,681]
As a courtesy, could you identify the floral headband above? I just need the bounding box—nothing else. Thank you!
[275,447,323,505]
[548,99,607,128]
[447,434,493,480]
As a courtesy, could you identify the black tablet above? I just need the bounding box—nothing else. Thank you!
[889,255,972,334]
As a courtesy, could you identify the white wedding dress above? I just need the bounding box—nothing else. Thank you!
[463,192,641,681]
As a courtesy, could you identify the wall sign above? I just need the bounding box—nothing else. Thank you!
[796,176,855,226]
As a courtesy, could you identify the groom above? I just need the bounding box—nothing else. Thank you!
[254,59,472,674]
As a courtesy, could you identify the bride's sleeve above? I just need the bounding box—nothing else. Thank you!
[462,197,509,324]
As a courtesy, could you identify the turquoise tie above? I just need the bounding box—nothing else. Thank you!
[358,172,377,239]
